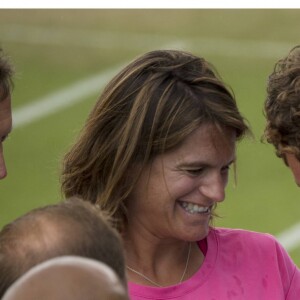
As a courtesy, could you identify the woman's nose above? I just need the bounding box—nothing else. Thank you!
[198,175,226,203]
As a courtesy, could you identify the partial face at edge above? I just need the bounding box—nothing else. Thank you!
[0,95,12,180]
[284,152,300,187]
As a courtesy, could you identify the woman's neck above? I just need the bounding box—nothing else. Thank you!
[123,229,204,287]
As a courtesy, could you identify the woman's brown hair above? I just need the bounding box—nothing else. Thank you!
[61,50,249,231]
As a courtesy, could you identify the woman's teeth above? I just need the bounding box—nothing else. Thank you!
[180,201,210,214]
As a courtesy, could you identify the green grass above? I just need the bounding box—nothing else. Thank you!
[0,9,300,266]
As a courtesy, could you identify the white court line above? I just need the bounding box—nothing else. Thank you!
[0,24,178,52]
[1,0,297,9]
[276,223,300,252]
[0,24,295,59]
[12,64,124,128]
[12,39,184,128]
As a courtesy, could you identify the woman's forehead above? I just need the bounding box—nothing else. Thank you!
[160,124,236,163]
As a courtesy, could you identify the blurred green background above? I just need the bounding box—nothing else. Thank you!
[0,9,299,265]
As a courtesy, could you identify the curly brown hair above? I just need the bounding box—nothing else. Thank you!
[264,45,300,162]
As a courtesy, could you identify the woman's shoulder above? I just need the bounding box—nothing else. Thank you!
[208,227,299,296]
[210,227,278,244]
[208,227,296,272]
[208,227,291,260]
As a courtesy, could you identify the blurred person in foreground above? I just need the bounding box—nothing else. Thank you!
[264,45,300,186]
[2,256,128,300]
[61,49,300,299]
[0,48,14,180]
[0,198,127,297]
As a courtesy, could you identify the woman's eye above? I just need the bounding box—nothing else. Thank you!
[221,165,231,173]
[187,168,204,176]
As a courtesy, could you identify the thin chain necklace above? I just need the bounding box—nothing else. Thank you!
[126,242,191,288]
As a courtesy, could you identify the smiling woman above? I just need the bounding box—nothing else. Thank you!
[61,49,300,299]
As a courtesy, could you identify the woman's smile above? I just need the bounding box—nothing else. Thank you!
[178,200,212,215]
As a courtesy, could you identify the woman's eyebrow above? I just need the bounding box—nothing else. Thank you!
[177,158,235,169]
[177,161,209,168]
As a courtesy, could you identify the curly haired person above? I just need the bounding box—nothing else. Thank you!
[264,45,300,186]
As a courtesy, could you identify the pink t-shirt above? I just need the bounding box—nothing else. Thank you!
[128,228,300,299]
